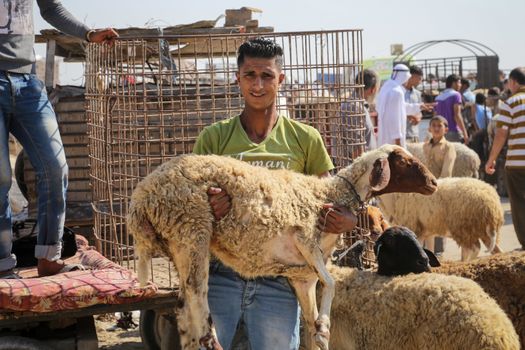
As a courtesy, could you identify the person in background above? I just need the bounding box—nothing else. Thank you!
[193,38,357,350]
[376,64,431,148]
[404,66,424,143]
[471,93,493,131]
[355,69,379,150]
[434,74,469,143]
[422,115,456,255]
[486,67,525,251]
[461,78,475,104]
[0,0,118,279]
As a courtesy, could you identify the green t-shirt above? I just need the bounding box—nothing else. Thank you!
[193,115,334,175]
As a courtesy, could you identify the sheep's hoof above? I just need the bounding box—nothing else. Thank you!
[315,333,329,350]
[199,333,223,350]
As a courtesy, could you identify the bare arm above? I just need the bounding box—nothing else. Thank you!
[454,103,469,140]
[485,127,509,175]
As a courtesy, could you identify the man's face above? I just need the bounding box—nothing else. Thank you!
[406,74,422,88]
[508,78,519,94]
[452,79,462,91]
[236,56,285,111]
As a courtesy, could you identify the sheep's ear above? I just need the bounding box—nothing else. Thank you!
[424,248,441,267]
[369,157,390,192]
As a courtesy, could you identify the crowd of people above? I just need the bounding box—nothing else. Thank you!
[365,64,525,257]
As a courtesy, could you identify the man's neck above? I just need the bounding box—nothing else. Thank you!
[240,108,279,143]
[431,135,445,144]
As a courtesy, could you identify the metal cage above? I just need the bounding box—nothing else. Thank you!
[86,30,373,288]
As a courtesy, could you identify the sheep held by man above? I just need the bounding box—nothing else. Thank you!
[378,177,503,261]
[127,144,437,350]
[406,141,480,178]
[326,265,520,350]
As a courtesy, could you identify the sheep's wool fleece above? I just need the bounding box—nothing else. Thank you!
[435,251,525,345]
[327,266,519,350]
[406,142,480,178]
[128,153,367,279]
[378,177,503,250]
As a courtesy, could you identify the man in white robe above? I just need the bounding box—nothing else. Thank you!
[377,64,423,147]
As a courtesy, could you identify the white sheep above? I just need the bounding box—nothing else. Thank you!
[435,251,525,345]
[378,177,503,261]
[406,142,480,178]
[326,265,520,350]
[127,144,437,350]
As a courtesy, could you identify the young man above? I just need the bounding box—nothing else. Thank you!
[486,67,525,250]
[193,38,357,350]
[0,0,117,278]
[404,66,424,143]
[435,74,469,143]
[422,115,456,254]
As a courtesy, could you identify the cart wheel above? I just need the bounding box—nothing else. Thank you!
[0,336,54,350]
[140,309,181,350]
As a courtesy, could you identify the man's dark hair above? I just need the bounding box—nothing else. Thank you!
[509,67,525,85]
[445,74,461,88]
[409,65,423,76]
[475,93,486,105]
[430,115,448,127]
[355,69,378,90]
[461,78,470,88]
[237,38,284,69]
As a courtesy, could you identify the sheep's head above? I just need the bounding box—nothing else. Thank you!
[366,205,390,241]
[374,226,440,276]
[368,145,437,198]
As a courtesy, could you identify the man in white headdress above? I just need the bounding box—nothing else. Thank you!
[376,64,426,147]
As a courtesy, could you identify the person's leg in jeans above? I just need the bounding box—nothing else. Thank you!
[208,261,245,349]
[505,168,525,249]
[243,276,300,350]
[0,73,17,275]
[7,73,68,276]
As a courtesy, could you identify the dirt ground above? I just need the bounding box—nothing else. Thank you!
[95,313,143,350]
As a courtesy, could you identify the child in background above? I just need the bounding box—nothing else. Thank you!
[422,116,457,254]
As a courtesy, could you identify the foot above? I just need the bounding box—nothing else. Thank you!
[0,269,21,279]
[37,259,70,277]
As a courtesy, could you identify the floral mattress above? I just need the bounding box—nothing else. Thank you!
[0,236,157,314]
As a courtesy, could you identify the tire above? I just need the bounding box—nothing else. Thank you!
[0,336,54,350]
[140,309,181,350]
[14,150,29,201]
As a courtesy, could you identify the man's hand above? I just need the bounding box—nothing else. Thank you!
[318,203,358,233]
[420,103,436,112]
[207,187,231,220]
[408,115,422,125]
[485,159,497,175]
[88,28,119,46]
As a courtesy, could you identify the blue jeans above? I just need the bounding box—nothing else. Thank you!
[0,72,68,271]
[209,260,300,350]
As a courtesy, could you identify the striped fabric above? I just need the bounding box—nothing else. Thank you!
[497,87,525,169]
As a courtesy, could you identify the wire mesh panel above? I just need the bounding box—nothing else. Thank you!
[86,30,370,288]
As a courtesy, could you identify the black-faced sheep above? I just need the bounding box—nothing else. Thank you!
[356,225,525,346]
[406,141,480,178]
[127,144,437,350]
[326,265,520,350]
[378,177,503,261]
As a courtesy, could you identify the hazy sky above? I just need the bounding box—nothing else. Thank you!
[34,0,524,83]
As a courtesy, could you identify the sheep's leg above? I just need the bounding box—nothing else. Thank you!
[289,277,319,350]
[168,239,222,350]
[293,239,334,350]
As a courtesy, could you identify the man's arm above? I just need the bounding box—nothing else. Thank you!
[453,103,469,140]
[485,127,509,175]
[440,144,456,178]
[37,0,117,44]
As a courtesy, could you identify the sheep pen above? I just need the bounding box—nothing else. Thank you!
[127,144,437,350]
[378,177,503,261]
